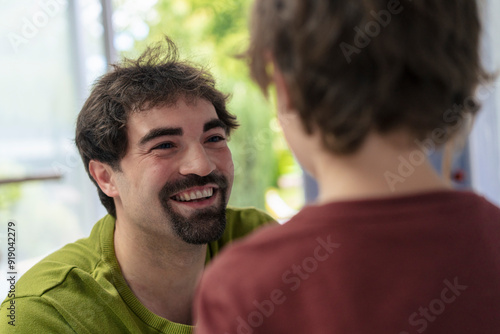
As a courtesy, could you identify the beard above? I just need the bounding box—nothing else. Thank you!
[158,172,229,245]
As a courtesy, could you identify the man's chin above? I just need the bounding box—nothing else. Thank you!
[163,198,228,245]
[173,209,227,245]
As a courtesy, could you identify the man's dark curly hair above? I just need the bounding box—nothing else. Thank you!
[248,0,491,154]
[75,38,238,217]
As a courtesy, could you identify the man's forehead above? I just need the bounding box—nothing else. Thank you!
[129,98,218,125]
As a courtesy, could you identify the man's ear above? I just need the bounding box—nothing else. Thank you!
[88,160,119,197]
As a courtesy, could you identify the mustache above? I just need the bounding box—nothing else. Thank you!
[158,172,228,200]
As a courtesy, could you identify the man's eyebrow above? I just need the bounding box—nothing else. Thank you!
[139,127,183,146]
[204,119,227,133]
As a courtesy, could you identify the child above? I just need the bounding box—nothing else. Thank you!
[194,1,500,333]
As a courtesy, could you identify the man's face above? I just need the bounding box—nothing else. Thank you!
[114,97,234,244]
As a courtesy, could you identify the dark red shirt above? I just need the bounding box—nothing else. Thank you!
[195,191,500,334]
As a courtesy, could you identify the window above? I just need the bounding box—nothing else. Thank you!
[0,0,108,298]
[469,0,500,206]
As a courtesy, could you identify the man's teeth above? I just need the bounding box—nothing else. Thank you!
[173,188,214,202]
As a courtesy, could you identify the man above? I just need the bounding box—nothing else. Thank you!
[194,1,500,333]
[0,38,274,333]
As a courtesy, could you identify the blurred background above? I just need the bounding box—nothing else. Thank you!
[0,0,499,298]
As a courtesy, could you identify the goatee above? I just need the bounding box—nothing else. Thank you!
[158,172,229,244]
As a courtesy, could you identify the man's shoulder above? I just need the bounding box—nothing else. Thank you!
[226,206,275,224]
[224,206,277,238]
[0,215,118,331]
[10,257,79,300]
[206,207,276,257]
[4,215,112,300]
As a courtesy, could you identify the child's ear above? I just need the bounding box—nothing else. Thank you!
[272,63,294,113]
[272,63,302,130]
[88,160,119,197]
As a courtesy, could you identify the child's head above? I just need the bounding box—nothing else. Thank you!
[247,0,488,156]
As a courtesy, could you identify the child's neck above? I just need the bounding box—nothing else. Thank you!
[313,131,452,204]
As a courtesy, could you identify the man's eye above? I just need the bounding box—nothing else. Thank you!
[207,136,226,143]
[154,142,174,150]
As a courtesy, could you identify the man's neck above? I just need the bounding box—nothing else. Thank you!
[113,219,207,325]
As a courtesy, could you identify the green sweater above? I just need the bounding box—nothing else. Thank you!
[0,207,275,333]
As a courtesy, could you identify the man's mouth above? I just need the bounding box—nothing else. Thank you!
[171,186,217,203]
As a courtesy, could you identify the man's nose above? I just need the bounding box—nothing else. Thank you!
[179,144,216,177]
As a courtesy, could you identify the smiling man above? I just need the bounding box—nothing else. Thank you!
[0,38,275,333]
